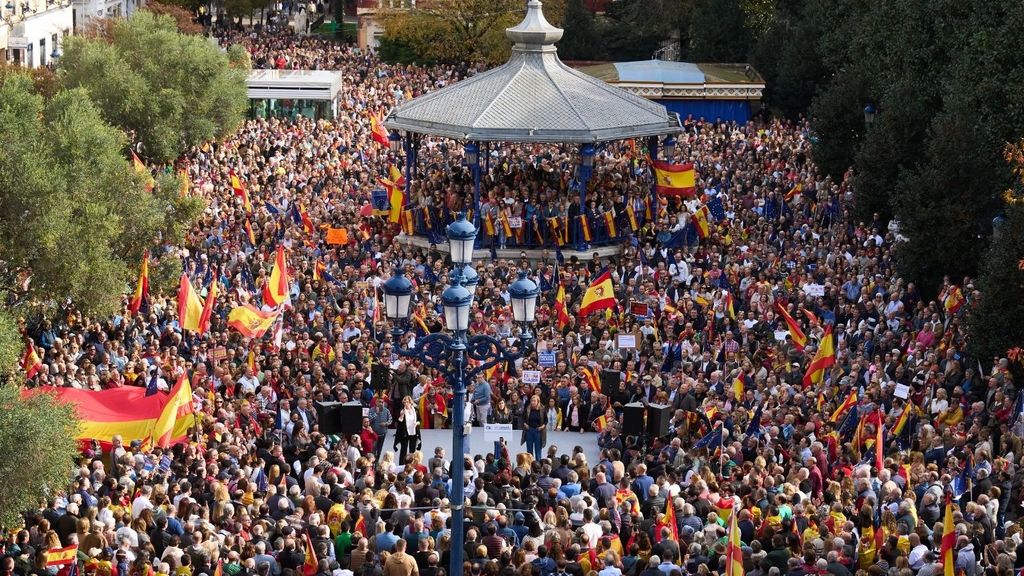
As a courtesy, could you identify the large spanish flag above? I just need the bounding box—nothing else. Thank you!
[228,305,281,338]
[724,504,744,576]
[553,283,571,330]
[178,274,205,332]
[262,246,289,307]
[31,384,195,446]
[775,302,807,350]
[652,159,696,197]
[578,269,616,318]
[21,340,43,380]
[802,325,835,388]
[128,251,149,316]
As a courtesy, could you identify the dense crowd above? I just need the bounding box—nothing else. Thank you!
[6,27,1021,576]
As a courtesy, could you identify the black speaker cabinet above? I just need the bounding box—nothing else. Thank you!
[600,370,619,397]
[646,403,672,438]
[622,402,646,437]
[340,402,364,435]
[314,401,344,435]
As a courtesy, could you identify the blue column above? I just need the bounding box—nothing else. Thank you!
[449,339,467,576]
[576,143,595,251]
[647,136,659,225]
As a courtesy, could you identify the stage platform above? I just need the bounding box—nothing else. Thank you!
[381,426,603,467]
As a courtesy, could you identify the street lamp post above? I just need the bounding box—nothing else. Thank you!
[663,135,676,161]
[381,212,538,576]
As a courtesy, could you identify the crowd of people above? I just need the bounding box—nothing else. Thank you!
[5,24,1022,576]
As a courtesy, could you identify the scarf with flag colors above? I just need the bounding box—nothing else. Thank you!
[651,159,696,196]
[228,305,282,338]
[603,211,617,237]
[22,339,43,379]
[692,205,712,238]
[944,285,965,314]
[625,203,639,231]
[229,173,252,212]
[553,283,571,330]
[263,246,289,307]
[302,532,319,576]
[830,390,858,422]
[369,110,390,147]
[579,214,592,242]
[177,274,205,332]
[578,269,616,317]
[775,302,808,350]
[129,251,149,316]
[724,502,744,576]
[801,324,835,387]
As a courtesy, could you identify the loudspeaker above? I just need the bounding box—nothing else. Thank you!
[600,370,619,397]
[314,401,344,435]
[340,402,363,435]
[646,403,672,438]
[622,402,646,437]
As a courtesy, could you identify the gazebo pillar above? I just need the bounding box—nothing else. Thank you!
[575,143,595,251]
[647,136,659,224]
[465,142,482,236]
[403,133,414,199]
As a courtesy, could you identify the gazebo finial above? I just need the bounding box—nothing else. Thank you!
[505,0,563,53]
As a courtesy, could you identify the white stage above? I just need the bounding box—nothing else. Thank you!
[381,427,603,467]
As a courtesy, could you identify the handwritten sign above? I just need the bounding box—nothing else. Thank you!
[522,370,541,384]
[508,217,523,229]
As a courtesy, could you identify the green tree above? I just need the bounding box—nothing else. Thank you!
[57,11,248,163]
[688,0,751,62]
[967,147,1024,362]
[0,383,79,528]
[558,0,604,61]
[602,0,683,62]
[0,73,202,320]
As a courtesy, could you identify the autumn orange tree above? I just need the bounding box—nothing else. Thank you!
[966,141,1024,364]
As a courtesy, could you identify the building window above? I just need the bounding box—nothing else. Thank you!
[39,38,46,66]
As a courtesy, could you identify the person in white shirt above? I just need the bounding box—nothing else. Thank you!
[131,485,153,519]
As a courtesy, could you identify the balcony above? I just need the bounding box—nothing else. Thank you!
[354,0,413,14]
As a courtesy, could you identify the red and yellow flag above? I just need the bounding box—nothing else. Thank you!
[230,173,252,212]
[775,302,808,350]
[401,209,415,235]
[132,151,154,192]
[692,205,711,238]
[579,214,592,242]
[603,211,617,238]
[829,390,858,423]
[802,325,835,388]
[129,251,149,316]
[732,375,744,402]
[302,532,319,576]
[263,246,289,307]
[652,159,696,197]
[580,365,601,393]
[724,504,743,576]
[299,206,315,235]
[21,340,43,380]
[724,290,736,320]
[244,219,257,245]
[625,203,639,231]
[944,286,965,315]
[500,213,513,237]
[177,274,204,332]
[890,403,911,437]
[940,494,955,576]
[578,269,615,317]
[369,110,390,147]
[664,497,680,542]
[484,213,496,236]
[149,374,195,449]
[593,414,608,432]
[46,545,77,567]
[554,284,571,330]
[227,305,281,338]
[197,276,218,336]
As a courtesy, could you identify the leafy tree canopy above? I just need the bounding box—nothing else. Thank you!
[57,11,249,163]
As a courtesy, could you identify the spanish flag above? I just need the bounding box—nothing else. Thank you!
[46,545,77,567]
[21,340,43,380]
[664,495,680,542]
[401,209,415,235]
[652,159,696,197]
[263,246,289,307]
[484,213,496,236]
[625,203,639,231]
[244,219,257,245]
[369,110,390,147]
[500,213,513,237]
[829,390,858,423]
[197,276,217,336]
[724,291,736,320]
[129,251,149,316]
[579,214,592,242]
[692,205,711,238]
[890,403,911,437]
[149,374,195,449]
[732,374,744,402]
[299,206,315,235]
[802,324,835,388]
[944,286,965,315]
[302,532,319,576]
[603,211,616,238]
[580,365,601,393]
[578,269,615,318]
[939,494,955,576]
[177,274,204,332]
[553,283,571,330]
[353,514,367,537]
[178,169,190,198]
[382,178,404,224]
[230,173,252,212]
[593,414,608,432]
[775,302,807,350]
[547,217,560,244]
[724,505,744,576]
[132,151,154,192]
[227,305,281,338]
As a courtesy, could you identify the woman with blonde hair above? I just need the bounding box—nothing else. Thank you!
[394,395,421,462]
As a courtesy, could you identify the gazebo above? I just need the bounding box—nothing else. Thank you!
[383,0,682,256]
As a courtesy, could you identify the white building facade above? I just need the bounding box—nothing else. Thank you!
[1,0,73,67]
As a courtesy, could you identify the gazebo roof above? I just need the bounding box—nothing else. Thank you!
[383,0,681,144]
